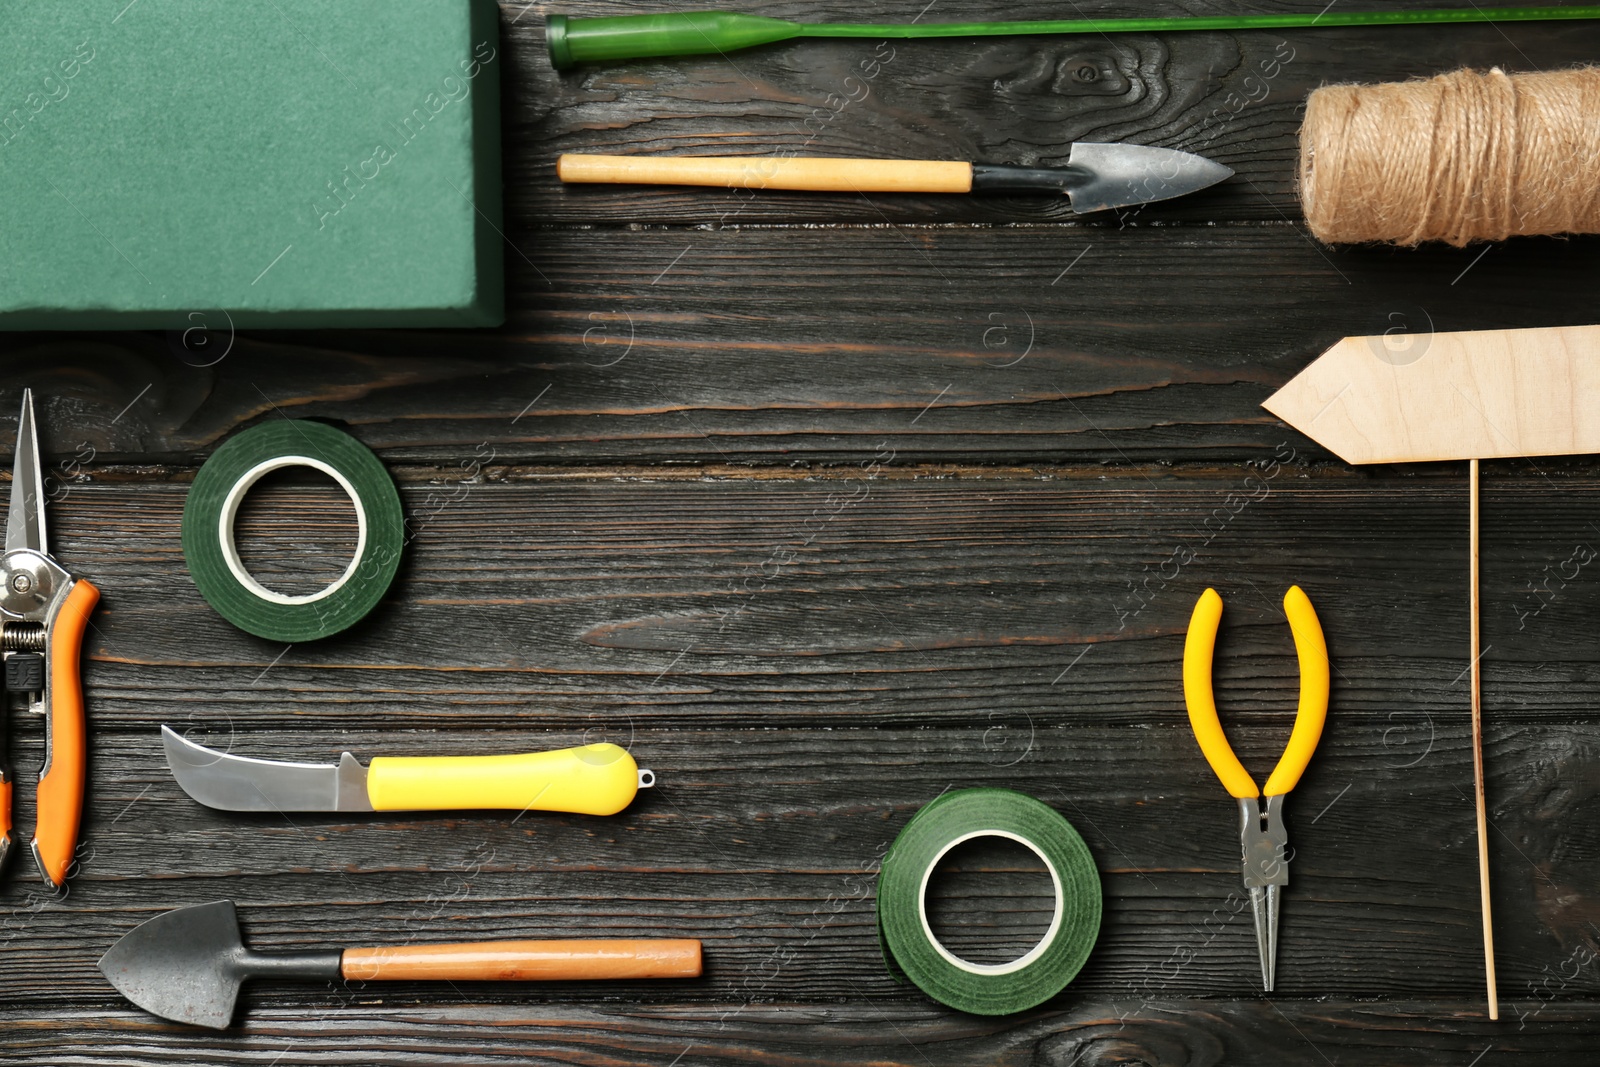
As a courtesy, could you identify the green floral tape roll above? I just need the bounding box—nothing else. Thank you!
[182,420,404,643]
[876,788,1102,1015]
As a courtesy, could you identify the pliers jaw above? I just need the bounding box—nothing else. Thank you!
[1238,793,1289,890]
[1239,793,1288,993]
[1248,883,1280,993]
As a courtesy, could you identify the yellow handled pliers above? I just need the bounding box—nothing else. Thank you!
[1183,585,1329,992]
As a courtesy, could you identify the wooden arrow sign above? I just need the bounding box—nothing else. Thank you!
[1264,323,1600,464]
[1264,321,1600,1022]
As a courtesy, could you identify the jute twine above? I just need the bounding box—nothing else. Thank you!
[1299,66,1600,246]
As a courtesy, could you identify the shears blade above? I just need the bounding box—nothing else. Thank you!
[6,390,46,557]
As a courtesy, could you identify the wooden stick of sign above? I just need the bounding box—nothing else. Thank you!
[1264,321,1600,1020]
[1469,459,1496,1014]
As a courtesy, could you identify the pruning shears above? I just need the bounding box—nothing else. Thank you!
[1,390,99,888]
[1183,585,1329,992]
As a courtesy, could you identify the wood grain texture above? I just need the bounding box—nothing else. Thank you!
[20,470,1600,718]
[3,226,1600,466]
[4,1001,1600,1065]
[3,1,1600,1061]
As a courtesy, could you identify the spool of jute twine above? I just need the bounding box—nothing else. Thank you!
[1299,66,1600,246]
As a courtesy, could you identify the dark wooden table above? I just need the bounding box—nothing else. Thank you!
[4,2,1600,1062]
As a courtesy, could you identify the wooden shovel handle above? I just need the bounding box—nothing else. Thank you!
[558,154,973,193]
[341,939,702,982]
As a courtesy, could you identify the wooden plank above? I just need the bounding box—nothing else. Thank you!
[3,226,1600,465]
[33,470,1600,701]
[5,1000,1600,1063]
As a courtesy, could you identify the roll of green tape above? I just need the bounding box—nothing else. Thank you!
[183,420,404,642]
[876,788,1101,1015]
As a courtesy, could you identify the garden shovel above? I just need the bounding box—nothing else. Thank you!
[558,143,1232,213]
[99,900,703,1028]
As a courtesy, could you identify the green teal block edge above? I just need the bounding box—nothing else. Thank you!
[0,0,504,330]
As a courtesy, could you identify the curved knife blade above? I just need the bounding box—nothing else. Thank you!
[161,725,374,812]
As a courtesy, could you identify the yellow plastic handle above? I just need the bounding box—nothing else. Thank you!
[1183,588,1259,799]
[1182,586,1331,800]
[366,744,641,816]
[557,154,974,194]
[1264,586,1330,797]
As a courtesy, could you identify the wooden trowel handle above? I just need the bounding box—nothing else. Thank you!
[559,153,973,193]
[341,939,702,982]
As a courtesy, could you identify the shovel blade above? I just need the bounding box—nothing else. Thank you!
[98,900,246,1029]
[1066,142,1233,214]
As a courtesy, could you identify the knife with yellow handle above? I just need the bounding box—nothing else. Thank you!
[160,725,653,815]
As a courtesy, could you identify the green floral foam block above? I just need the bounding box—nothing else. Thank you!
[0,0,503,329]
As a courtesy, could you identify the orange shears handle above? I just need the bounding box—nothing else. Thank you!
[0,776,11,864]
[1183,585,1330,800]
[33,579,98,888]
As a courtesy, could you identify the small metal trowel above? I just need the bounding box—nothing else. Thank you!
[99,900,703,1029]
[559,143,1233,214]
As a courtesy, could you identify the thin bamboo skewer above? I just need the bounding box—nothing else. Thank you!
[1470,459,1498,1019]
